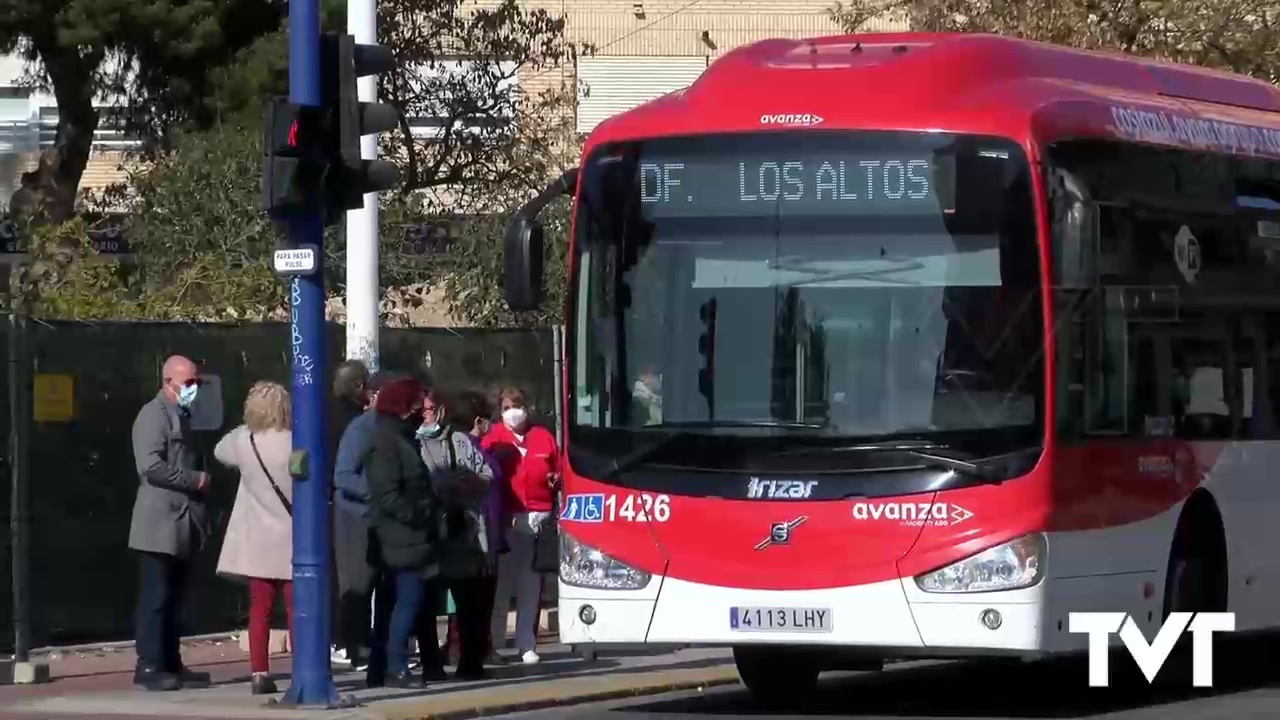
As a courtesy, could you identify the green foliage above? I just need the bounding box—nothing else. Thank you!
[379,0,589,197]
[6,217,133,320]
[419,196,571,329]
[112,114,290,319]
[28,114,291,321]
[41,107,573,326]
[830,0,1280,82]
[1,0,286,143]
[1,0,286,221]
[20,0,581,327]
[370,0,585,327]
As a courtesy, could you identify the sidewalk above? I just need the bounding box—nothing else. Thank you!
[0,640,739,720]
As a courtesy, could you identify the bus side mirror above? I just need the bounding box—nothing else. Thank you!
[504,214,545,312]
[502,167,579,313]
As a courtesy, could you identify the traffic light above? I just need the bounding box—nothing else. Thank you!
[261,99,325,213]
[697,297,718,415]
[319,32,401,217]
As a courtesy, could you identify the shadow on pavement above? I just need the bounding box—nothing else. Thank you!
[345,653,733,704]
[626,634,1280,718]
[212,646,732,705]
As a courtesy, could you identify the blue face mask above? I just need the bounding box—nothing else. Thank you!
[416,422,443,440]
[177,383,198,408]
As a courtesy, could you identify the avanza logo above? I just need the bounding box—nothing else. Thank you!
[851,501,974,527]
[759,113,825,127]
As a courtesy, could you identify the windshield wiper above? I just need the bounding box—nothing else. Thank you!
[809,441,998,480]
[901,449,991,478]
[797,442,1040,485]
[899,446,1042,482]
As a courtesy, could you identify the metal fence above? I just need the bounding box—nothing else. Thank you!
[0,320,555,650]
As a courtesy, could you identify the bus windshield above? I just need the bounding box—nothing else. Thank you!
[568,130,1044,474]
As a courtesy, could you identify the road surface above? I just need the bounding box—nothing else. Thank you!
[499,635,1280,720]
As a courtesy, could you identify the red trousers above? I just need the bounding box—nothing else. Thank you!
[248,578,293,673]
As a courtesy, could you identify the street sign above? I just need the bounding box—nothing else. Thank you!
[273,245,318,275]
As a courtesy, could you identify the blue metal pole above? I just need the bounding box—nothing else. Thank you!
[283,0,339,706]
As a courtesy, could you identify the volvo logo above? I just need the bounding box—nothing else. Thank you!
[754,516,808,550]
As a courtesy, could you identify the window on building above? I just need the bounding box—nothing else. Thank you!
[575,55,708,135]
[38,105,140,150]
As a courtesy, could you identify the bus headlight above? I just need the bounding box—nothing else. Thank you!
[914,533,1046,593]
[560,533,652,590]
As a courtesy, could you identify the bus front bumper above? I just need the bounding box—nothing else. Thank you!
[558,575,1046,652]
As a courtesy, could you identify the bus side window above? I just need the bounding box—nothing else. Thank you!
[1080,205,1133,436]
[1048,168,1096,438]
[1170,334,1233,440]
[1237,316,1273,440]
[1268,326,1280,439]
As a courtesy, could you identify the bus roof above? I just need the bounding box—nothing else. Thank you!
[585,32,1280,160]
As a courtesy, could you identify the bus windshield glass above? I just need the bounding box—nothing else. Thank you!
[568,130,1044,472]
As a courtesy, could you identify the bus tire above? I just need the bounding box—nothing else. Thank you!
[1157,494,1227,686]
[1163,494,1228,617]
[733,646,819,705]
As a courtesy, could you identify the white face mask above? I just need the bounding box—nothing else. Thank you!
[502,407,528,429]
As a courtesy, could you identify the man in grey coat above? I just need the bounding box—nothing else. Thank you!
[128,355,213,691]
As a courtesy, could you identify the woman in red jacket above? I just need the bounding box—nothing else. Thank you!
[482,386,557,664]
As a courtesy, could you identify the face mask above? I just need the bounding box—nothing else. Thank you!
[177,383,198,408]
[502,407,527,429]
[416,422,444,440]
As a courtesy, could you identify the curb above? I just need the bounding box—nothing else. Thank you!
[27,631,238,658]
[379,667,742,720]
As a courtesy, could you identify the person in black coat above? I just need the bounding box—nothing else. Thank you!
[362,376,444,687]
[327,359,370,667]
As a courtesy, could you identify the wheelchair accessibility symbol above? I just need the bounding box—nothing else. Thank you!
[561,493,605,523]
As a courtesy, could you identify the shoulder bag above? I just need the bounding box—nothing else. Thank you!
[249,432,293,516]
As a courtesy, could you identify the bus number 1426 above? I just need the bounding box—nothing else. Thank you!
[604,493,671,523]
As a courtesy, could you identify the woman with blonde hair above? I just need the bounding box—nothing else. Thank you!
[214,381,295,695]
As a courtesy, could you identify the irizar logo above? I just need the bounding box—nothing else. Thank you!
[746,477,817,500]
[851,501,974,527]
[759,113,825,127]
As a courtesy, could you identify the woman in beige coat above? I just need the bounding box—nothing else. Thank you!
[214,381,294,695]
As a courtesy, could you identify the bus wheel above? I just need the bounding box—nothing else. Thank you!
[733,646,820,706]
[1157,499,1227,686]
[1163,499,1227,617]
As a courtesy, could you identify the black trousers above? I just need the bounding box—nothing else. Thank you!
[421,575,494,672]
[366,573,493,679]
[450,575,496,672]
[134,551,190,672]
[334,509,382,663]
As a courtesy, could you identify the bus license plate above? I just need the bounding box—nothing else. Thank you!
[730,606,832,633]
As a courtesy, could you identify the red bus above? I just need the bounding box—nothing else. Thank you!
[503,32,1280,699]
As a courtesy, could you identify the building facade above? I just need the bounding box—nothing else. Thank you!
[0,55,136,210]
[515,0,905,137]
